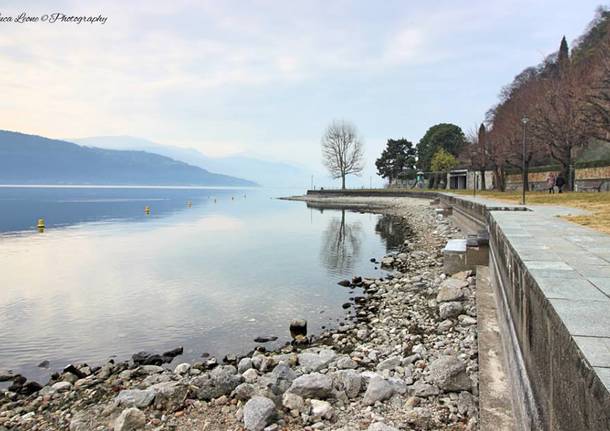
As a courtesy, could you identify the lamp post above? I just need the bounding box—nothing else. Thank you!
[521,116,529,205]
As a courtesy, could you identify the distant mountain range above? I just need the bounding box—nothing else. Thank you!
[0,130,256,187]
[72,136,312,188]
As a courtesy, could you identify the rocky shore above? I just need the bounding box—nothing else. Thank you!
[0,196,479,431]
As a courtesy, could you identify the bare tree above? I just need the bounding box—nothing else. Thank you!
[321,120,364,189]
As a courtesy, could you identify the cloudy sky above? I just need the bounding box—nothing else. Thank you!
[0,0,603,180]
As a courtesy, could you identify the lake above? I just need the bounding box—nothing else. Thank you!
[0,186,409,382]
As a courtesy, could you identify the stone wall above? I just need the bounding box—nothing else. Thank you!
[506,164,610,191]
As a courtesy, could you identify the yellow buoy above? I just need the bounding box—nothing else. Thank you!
[37,218,45,232]
[144,206,151,215]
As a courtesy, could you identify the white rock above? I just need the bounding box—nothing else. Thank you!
[310,399,333,420]
[114,407,146,431]
[174,363,191,374]
[243,368,259,383]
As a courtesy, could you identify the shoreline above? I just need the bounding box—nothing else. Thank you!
[0,195,480,431]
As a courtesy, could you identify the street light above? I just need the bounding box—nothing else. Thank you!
[521,116,529,205]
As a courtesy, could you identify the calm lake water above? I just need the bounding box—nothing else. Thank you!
[0,186,408,382]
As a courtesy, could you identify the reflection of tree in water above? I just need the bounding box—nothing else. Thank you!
[320,209,362,273]
[375,214,413,252]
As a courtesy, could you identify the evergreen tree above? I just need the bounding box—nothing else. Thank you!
[375,138,416,184]
[558,36,569,67]
[416,123,466,172]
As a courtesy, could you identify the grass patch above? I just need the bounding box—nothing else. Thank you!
[451,190,610,234]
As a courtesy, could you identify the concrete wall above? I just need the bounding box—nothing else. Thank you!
[440,195,610,431]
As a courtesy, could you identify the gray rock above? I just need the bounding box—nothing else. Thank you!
[233,383,257,401]
[194,366,242,400]
[428,356,472,392]
[238,358,253,374]
[287,373,333,399]
[150,381,188,412]
[409,381,440,397]
[114,407,146,431]
[436,284,464,302]
[0,369,15,382]
[140,365,165,374]
[115,389,155,408]
[336,356,357,369]
[376,356,401,371]
[297,349,336,371]
[259,363,296,395]
[51,381,73,392]
[439,302,463,319]
[243,396,276,431]
[363,377,394,405]
[333,370,362,399]
[458,314,477,325]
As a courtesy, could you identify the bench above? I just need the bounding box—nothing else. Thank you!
[579,180,605,192]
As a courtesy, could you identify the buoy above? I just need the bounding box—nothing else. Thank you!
[231,196,234,200]
[37,218,45,232]
[187,200,192,208]
[145,206,151,215]
[214,198,217,203]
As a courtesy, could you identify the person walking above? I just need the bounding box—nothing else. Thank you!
[555,173,566,193]
[546,172,556,194]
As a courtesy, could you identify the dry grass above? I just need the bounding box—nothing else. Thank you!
[452,190,610,234]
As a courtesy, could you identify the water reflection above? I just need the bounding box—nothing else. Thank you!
[319,209,362,273]
[0,188,409,383]
[375,214,413,250]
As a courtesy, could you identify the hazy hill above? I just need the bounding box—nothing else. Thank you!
[72,136,312,188]
[0,130,256,186]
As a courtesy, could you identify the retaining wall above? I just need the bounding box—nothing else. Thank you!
[305,189,610,430]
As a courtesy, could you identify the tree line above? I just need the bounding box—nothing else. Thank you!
[466,6,610,191]
[320,8,610,191]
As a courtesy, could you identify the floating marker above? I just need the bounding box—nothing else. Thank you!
[214,198,217,203]
[37,218,45,232]
[231,196,234,200]
[145,206,151,215]
[187,200,192,208]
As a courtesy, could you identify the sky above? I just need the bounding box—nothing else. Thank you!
[0,0,605,184]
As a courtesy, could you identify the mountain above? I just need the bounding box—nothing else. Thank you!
[0,130,256,187]
[72,136,312,188]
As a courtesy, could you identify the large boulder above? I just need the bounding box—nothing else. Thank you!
[287,373,333,399]
[150,381,189,412]
[259,363,296,395]
[363,377,394,405]
[297,349,337,371]
[333,370,362,399]
[243,396,276,431]
[194,366,242,400]
[436,278,466,302]
[427,356,472,392]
